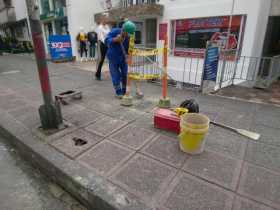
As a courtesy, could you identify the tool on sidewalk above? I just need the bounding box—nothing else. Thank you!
[55,90,82,105]
[210,121,260,140]
[154,98,260,141]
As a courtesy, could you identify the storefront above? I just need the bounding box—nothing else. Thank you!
[170,15,246,58]
[156,0,271,85]
[40,0,68,53]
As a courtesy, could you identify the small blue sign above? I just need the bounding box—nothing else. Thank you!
[203,44,219,81]
[49,35,73,62]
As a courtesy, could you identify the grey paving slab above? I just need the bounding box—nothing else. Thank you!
[253,112,280,129]
[110,125,157,150]
[64,108,104,127]
[78,140,134,176]
[141,135,187,168]
[8,105,37,118]
[183,150,242,190]
[85,116,128,137]
[245,141,280,172]
[60,104,86,118]
[238,163,280,209]
[160,172,234,210]
[215,109,253,130]
[32,122,79,143]
[256,103,280,117]
[83,98,122,114]
[217,97,257,113]
[132,113,159,132]
[205,125,248,159]
[133,99,157,112]
[50,129,102,159]
[251,123,280,147]
[200,111,219,121]
[0,87,15,96]
[107,107,144,122]
[0,95,28,111]
[111,154,176,205]
[232,196,274,210]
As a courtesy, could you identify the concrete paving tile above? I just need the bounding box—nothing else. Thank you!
[245,142,280,172]
[132,113,160,132]
[32,122,79,143]
[85,116,128,137]
[160,172,234,210]
[78,140,134,176]
[251,124,280,147]
[256,104,280,117]
[0,96,28,111]
[133,99,157,112]
[215,109,253,130]
[0,88,15,96]
[107,107,144,122]
[200,111,219,121]
[64,109,104,127]
[60,104,86,118]
[51,129,102,159]
[205,125,248,159]
[8,105,37,118]
[84,98,121,114]
[219,98,257,113]
[182,150,242,190]
[232,196,274,210]
[141,135,187,168]
[238,163,280,209]
[253,112,280,129]
[110,125,157,150]
[111,154,177,205]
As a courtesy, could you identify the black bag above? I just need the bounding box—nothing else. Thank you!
[180,99,199,113]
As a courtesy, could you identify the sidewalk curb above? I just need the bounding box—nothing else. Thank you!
[0,111,151,210]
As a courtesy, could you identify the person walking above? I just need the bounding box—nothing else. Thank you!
[105,20,136,98]
[95,19,110,80]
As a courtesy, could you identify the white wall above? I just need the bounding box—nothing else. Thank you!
[271,0,280,16]
[156,0,271,84]
[67,0,104,57]
[12,0,28,21]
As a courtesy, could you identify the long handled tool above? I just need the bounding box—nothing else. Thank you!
[210,121,260,141]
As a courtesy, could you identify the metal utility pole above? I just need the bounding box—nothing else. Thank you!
[219,0,236,88]
[25,0,63,129]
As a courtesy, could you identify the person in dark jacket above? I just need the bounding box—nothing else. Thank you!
[87,28,97,60]
[105,21,136,98]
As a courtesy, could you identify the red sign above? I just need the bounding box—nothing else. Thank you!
[159,23,168,40]
[174,15,244,58]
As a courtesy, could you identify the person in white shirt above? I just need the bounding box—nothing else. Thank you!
[95,18,110,80]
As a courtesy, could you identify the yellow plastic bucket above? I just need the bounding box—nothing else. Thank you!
[179,113,210,155]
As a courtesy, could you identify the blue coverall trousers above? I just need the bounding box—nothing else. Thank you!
[108,59,128,96]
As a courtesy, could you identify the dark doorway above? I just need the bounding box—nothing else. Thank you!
[262,16,280,57]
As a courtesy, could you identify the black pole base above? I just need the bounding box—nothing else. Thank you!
[39,100,63,130]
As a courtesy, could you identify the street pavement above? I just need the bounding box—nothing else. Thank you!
[0,135,86,210]
[0,54,280,210]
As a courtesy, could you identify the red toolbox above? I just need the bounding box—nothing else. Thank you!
[154,108,180,134]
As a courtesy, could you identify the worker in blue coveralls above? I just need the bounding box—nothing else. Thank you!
[105,20,136,98]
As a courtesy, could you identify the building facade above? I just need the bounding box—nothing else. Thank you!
[94,0,280,85]
[0,0,31,42]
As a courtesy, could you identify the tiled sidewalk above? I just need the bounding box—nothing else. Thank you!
[0,54,280,210]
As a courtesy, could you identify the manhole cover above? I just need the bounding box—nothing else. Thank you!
[72,137,87,146]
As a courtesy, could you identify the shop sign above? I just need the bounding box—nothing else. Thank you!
[49,35,72,62]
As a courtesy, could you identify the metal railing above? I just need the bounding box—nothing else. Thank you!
[220,55,280,88]
[164,51,280,90]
